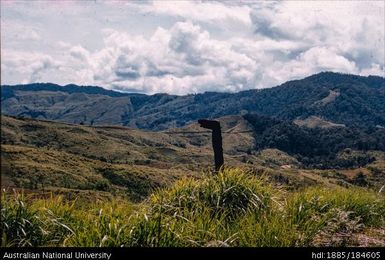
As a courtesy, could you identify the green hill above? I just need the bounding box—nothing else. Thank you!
[2,72,384,130]
[1,114,385,247]
[2,115,385,201]
[244,114,385,168]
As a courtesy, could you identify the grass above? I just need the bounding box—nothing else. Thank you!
[1,191,136,247]
[2,168,384,247]
[2,115,385,202]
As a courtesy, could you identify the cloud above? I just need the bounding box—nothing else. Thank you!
[18,30,41,41]
[1,1,384,93]
[134,1,252,26]
[249,1,384,71]
[69,45,90,63]
[86,22,259,94]
[1,50,60,84]
[1,19,41,43]
[259,47,360,86]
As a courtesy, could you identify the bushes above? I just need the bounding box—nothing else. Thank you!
[244,114,383,169]
[94,179,111,191]
[2,168,384,247]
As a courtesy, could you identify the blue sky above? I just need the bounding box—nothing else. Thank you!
[1,0,384,94]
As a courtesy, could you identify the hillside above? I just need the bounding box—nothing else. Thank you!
[2,116,385,247]
[0,115,257,200]
[2,115,385,201]
[2,72,385,130]
[244,114,385,168]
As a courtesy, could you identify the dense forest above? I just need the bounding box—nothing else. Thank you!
[243,114,385,168]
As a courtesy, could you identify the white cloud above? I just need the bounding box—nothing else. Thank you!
[81,22,259,94]
[1,50,60,84]
[1,1,384,93]
[134,1,252,26]
[69,45,90,63]
[0,19,42,51]
[18,29,41,41]
[249,1,384,71]
[360,64,384,77]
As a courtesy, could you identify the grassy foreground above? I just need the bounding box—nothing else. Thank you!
[1,168,384,247]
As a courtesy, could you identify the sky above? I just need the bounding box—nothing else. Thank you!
[1,0,384,95]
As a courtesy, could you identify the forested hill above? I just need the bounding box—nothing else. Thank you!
[1,72,384,130]
[243,114,385,169]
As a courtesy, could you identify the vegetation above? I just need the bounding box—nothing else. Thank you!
[2,72,384,130]
[244,114,385,168]
[1,72,384,247]
[2,168,384,247]
[2,115,385,199]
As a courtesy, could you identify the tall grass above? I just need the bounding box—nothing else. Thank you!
[1,168,384,247]
[1,190,135,247]
[127,168,274,246]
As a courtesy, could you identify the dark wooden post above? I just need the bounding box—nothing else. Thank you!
[198,119,224,173]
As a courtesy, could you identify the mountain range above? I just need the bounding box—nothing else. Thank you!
[1,71,385,217]
[2,72,385,130]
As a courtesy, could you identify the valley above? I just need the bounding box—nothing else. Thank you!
[1,115,385,201]
[2,72,385,130]
[1,72,385,247]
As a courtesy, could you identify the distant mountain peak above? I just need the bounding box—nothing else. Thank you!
[305,71,385,85]
[1,72,384,130]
